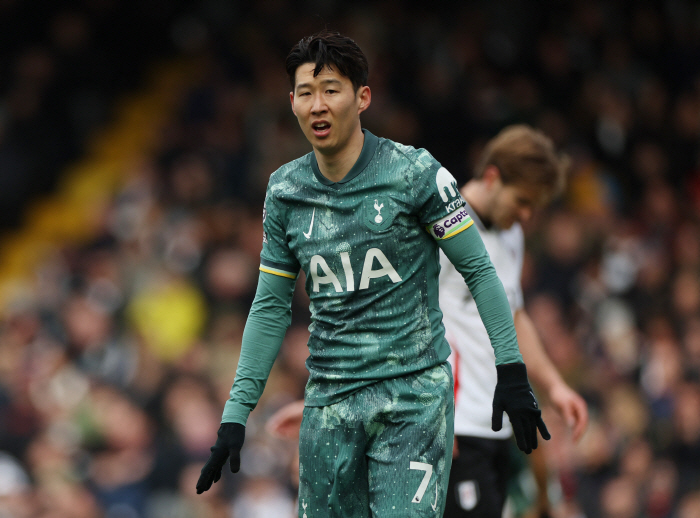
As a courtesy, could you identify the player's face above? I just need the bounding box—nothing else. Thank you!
[489,182,543,229]
[291,63,370,156]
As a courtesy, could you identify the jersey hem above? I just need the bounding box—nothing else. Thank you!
[453,426,513,439]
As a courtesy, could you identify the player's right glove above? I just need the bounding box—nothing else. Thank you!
[491,363,550,454]
[196,422,245,494]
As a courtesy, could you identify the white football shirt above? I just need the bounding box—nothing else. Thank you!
[439,200,524,438]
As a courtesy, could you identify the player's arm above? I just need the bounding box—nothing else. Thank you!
[438,223,549,453]
[514,309,588,442]
[527,444,552,518]
[222,270,296,424]
[196,270,296,493]
[438,223,521,365]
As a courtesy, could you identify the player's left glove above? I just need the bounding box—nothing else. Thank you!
[491,363,550,454]
[196,422,245,494]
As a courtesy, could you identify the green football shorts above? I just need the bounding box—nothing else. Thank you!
[298,362,454,518]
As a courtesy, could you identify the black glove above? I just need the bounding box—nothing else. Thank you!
[196,422,245,494]
[491,363,550,454]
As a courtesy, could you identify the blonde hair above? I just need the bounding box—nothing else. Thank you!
[475,124,570,200]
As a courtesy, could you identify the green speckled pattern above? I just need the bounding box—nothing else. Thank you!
[261,131,466,406]
[298,363,454,517]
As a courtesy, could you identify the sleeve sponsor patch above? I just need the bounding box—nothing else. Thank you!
[427,207,473,240]
[436,167,460,202]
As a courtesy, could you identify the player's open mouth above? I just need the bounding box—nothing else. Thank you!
[312,121,331,138]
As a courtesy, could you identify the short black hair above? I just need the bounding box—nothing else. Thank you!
[286,30,368,92]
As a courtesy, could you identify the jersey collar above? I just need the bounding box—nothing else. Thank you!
[311,129,379,187]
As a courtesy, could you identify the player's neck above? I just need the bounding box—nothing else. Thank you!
[313,127,365,183]
[462,181,490,224]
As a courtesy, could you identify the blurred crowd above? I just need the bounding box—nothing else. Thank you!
[1,1,700,517]
[0,0,188,232]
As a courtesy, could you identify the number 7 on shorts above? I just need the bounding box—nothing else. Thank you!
[409,461,433,503]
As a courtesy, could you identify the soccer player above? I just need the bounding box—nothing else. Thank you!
[195,31,548,517]
[266,126,589,516]
[442,125,588,518]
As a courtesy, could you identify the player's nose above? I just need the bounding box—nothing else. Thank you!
[311,93,328,114]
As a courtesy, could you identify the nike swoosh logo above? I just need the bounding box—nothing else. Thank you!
[431,484,438,511]
[303,208,315,239]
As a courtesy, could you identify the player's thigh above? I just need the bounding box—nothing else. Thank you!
[298,403,371,518]
[366,363,454,517]
[444,437,510,518]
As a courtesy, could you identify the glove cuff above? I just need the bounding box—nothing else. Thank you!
[495,362,528,386]
[217,422,246,449]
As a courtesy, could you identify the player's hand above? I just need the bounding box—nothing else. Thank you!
[492,363,550,454]
[548,382,588,442]
[196,422,245,494]
[266,399,305,440]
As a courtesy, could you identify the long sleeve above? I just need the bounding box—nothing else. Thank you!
[438,223,523,365]
[221,270,296,425]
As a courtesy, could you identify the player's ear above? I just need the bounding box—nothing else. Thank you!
[290,92,296,116]
[482,165,502,187]
[357,86,371,114]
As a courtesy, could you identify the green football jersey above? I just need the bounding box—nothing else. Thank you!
[260,130,473,406]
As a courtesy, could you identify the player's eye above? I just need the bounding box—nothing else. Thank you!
[326,89,337,94]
